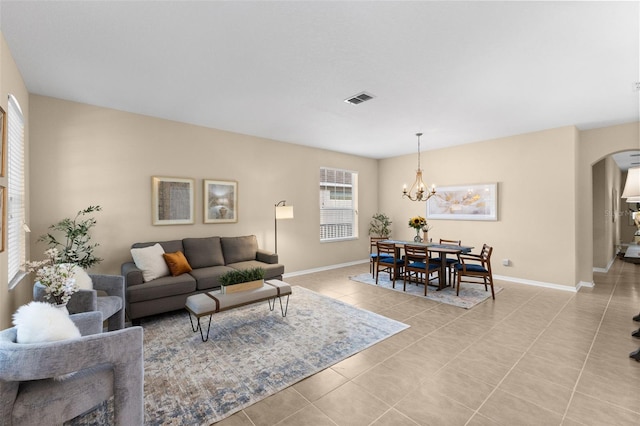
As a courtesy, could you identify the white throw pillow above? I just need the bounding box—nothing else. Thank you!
[12,301,81,344]
[13,302,82,381]
[61,264,93,290]
[130,243,170,282]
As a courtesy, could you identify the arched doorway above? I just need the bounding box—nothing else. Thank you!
[592,149,640,271]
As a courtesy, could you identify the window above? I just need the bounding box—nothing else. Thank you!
[7,95,25,288]
[319,167,358,241]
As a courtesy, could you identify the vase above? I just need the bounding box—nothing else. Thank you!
[413,228,422,242]
[53,303,69,315]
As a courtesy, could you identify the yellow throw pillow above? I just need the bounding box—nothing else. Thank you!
[163,251,193,276]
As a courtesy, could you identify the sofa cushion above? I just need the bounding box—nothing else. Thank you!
[127,274,196,303]
[183,237,225,269]
[132,239,185,254]
[228,260,284,280]
[188,265,236,290]
[130,243,170,282]
[163,251,193,276]
[221,235,258,265]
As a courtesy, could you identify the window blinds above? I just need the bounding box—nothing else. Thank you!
[319,167,358,241]
[7,95,25,287]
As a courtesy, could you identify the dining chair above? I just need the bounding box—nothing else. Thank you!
[429,238,461,285]
[454,244,495,299]
[376,241,404,288]
[369,236,390,278]
[403,244,440,296]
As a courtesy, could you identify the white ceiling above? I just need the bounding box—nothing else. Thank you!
[1,1,639,160]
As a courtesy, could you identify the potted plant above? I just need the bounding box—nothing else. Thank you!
[24,248,79,308]
[218,267,266,294]
[369,213,392,238]
[37,205,103,269]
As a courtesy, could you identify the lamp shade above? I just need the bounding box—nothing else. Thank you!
[275,205,294,219]
[621,167,640,199]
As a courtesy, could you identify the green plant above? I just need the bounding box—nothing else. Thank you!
[37,205,103,269]
[369,213,392,237]
[219,267,265,286]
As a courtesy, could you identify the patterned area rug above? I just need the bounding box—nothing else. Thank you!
[350,272,501,309]
[69,286,408,425]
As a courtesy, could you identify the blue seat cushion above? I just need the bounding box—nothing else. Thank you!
[431,257,458,264]
[408,262,439,271]
[370,253,393,259]
[455,264,488,273]
[380,258,403,265]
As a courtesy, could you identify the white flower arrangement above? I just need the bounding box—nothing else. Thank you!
[24,248,78,305]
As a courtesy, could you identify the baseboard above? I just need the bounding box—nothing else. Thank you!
[491,274,577,292]
[576,281,595,290]
[593,255,616,274]
[283,259,368,278]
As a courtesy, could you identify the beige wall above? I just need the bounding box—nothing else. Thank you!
[577,122,640,285]
[379,127,579,288]
[620,170,640,244]
[0,33,31,330]
[28,96,379,283]
[592,156,622,270]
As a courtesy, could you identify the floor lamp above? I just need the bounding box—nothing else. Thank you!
[274,200,294,253]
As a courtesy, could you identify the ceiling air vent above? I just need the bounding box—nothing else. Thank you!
[344,91,375,105]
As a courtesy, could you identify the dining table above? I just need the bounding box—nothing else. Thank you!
[382,240,474,290]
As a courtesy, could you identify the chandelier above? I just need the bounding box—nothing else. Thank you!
[402,133,436,201]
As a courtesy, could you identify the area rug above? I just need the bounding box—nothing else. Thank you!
[69,286,408,425]
[350,272,502,309]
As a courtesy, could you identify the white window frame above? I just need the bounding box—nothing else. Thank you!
[7,95,26,289]
[319,167,358,242]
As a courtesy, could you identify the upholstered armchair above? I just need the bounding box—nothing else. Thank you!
[0,311,143,425]
[34,273,125,331]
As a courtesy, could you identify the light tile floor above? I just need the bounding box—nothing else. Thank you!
[217,259,640,426]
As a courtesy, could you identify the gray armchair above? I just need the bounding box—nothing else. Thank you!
[0,311,143,425]
[34,274,125,331]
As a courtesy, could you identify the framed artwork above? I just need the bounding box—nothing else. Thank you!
[0,106,6,177]
[204,179,237,223]
[151,176,195,225]
[427,183,498,221]
[0,186,5,252]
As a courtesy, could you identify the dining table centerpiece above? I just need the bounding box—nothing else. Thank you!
[408,215,432,242]
[24,248,78,308]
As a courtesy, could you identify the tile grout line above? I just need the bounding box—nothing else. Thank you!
[559,260,626,424]
[463,285,580,425]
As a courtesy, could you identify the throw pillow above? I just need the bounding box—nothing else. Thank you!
[131,243,170,282]
[61,264,93,290]
[12,301,82,381]
[163,251,193,276]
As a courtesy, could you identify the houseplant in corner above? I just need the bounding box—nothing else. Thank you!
[369,213,392,238]
[218,267,265,294]
[37,205,103,269]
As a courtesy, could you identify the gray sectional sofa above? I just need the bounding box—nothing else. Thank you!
[121,235,284,322]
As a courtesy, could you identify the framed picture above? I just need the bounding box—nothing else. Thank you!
[0,106,6,177]
[151,176,195,225]
[204,179,237,223]
[0,186,5,252]
[427,183,498,221]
